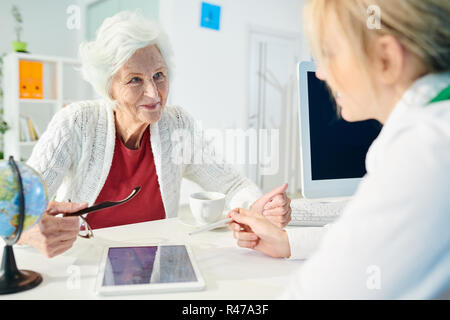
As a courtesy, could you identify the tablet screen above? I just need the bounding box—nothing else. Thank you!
[102,245,198,286]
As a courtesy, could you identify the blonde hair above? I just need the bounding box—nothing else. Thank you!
[304,0,450,75]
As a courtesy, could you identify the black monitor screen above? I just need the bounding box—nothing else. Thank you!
[307,72,382,181]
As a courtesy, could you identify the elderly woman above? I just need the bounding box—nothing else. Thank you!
[18,11,291,257]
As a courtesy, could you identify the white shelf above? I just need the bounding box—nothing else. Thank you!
[3,52,92,161]
[19,141,38,147]
[19,98,58,104]
[13,52,79,65]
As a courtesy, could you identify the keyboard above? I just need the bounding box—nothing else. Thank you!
[288,199,349,227]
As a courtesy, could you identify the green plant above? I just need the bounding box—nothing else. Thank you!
[0,111,9,135]
[0,109,8,160]
[0,56,3,100]
[0,53,10,160]
[0,53,5,100]
[11,5,23,42]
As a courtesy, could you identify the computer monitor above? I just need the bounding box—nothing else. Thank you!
[297,61,382,199]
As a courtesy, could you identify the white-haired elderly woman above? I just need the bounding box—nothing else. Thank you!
[17,11,291,258]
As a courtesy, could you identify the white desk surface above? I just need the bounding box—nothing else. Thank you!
[2,209,304,300]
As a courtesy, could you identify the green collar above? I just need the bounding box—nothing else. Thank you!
[428,85,450,105]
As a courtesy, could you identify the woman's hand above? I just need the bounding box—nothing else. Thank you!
[228,208,291,258]
[250,183,292,228]
[18,201,88,258]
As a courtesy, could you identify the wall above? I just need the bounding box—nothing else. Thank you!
[0,0,307,130]
[0,0,87,156]
[160,0,307,130]
[0,0,309,204]
[86,0,159,40]
[0,0,85,59]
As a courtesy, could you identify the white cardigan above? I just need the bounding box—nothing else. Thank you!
[27,100,262,218]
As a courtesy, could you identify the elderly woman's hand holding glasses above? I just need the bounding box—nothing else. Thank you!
[17,201,88,258]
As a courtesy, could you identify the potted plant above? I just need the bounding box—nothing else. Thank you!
[0,109,10,159]
[11,5,27,52]
[0,53,4,99]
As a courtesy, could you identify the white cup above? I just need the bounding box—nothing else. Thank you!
[189,192,226,225]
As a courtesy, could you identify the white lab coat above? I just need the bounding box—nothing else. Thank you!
[283,72,450,299]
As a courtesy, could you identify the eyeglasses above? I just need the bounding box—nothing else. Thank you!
[66,186,141,239]
[67,200,94,239]
[78,215,94,239]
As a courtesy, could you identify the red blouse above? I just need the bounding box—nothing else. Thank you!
[86,127,166,229]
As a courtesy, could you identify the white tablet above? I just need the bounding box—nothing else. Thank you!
[95,244,206,296]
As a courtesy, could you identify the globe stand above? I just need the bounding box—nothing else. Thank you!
[0,157,43,295]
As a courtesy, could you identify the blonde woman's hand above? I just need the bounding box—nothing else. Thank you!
[228,208,291,258]
[18,201,88,258]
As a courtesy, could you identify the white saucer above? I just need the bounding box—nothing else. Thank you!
[178,210,230,228]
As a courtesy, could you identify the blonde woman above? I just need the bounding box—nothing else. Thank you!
[229,0,450,299]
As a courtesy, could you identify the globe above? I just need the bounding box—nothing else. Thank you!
[0,159,48,239]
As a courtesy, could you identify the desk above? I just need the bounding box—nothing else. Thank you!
[2,213,304,299]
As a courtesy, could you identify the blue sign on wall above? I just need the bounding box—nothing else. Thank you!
[200,2,221,31]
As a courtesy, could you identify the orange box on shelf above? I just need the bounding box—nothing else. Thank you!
[19,60,32,98]
[31,61,43,99]
[19,60,43,99]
